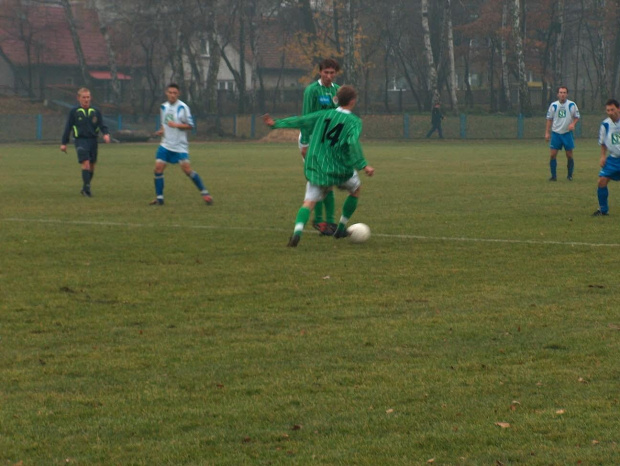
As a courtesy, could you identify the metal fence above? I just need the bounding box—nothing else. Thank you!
[0,112,603,143]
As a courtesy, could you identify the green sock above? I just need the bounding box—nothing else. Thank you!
[324,190,335,224]
[313,200,324,224]
[293,206,311,236]
[338,195,358,231]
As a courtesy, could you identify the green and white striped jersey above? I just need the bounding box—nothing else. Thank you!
[300,80,340,145]
[273,108,367,186]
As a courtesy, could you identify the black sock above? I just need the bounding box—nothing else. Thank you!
[81,169,91,191]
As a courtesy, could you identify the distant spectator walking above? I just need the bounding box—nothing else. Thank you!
[426,103,444,139]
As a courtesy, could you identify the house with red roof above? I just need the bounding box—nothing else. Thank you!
[0,1,317,114]
[0,0,135,105]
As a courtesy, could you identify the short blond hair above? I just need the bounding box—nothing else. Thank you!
[77,87,90,96]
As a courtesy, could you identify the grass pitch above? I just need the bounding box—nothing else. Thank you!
[1,140,619,465]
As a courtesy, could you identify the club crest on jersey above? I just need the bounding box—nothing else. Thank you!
[558,109,566,118]
[318,95,332,106]
[92,116,98,124]
[612,133,620,145]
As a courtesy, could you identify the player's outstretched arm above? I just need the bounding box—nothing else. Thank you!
[262,114,275,127]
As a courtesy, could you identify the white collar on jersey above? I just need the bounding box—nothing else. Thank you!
[336,107,351,114]
[318,79,335,87]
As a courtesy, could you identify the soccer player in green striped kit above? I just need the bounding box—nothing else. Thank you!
[264,85,375,247]
[300,59,340,235]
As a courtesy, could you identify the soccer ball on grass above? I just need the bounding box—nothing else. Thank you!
[347,223,371,244]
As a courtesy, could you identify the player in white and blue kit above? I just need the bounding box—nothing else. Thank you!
[545,86,580,181]
[150,83,213,206]
[593,99,620,216]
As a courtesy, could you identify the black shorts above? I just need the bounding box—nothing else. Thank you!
[75,138,99,164]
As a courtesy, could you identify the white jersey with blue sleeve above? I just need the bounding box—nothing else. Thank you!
[599,117,620,158]
[160,99,194,153]
[546,99,580,134]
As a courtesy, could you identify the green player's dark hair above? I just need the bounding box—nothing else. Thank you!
[319,58,340,72]
[336,85,357,107]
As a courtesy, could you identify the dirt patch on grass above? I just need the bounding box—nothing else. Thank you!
[258,129,299,143]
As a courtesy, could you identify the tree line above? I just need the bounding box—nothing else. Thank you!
[2,0,619,116]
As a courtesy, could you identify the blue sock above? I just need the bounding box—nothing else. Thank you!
[567,158,574,177]
[598,187,609,213]
[154,172,164,198]
[187,171,208,193]
[550,159,557,178]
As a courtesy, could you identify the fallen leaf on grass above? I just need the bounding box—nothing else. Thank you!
[322,275,330,280]
[592,440,599,445]
[495,422,511,428]
[510,400,521,411]
[608,323,620,331]
[556,409,565,415]
[386,408,394,414]
[242,437,252,443]
[426,459,435,463]
[291,424,302,430]
[578,377,588,384]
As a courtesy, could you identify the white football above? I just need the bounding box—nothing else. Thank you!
[347,223,371,243]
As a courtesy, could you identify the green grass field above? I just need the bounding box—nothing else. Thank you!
[1,140,619,465]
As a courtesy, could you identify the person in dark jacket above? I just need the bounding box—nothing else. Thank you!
[60,88,110,197]
[426,103,444,139]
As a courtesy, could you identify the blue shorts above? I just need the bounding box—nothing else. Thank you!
[550,132,575,151]
[599,156,620,180]
[156,146,189,164]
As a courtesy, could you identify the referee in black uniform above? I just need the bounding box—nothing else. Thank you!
[60,88,110,197]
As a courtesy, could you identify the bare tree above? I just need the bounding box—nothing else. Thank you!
[511,0,532,116]
[445,0,458,113]
[90,0,121,105]
[0,0,37,96]
[613,0,620,97]
[586,0,610,105]
[59,0,91,87]
[421,0,439,106]
[342,0,360,87]
[500,0,512,110]
[204,1,222,114]
[552,0,565,91]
